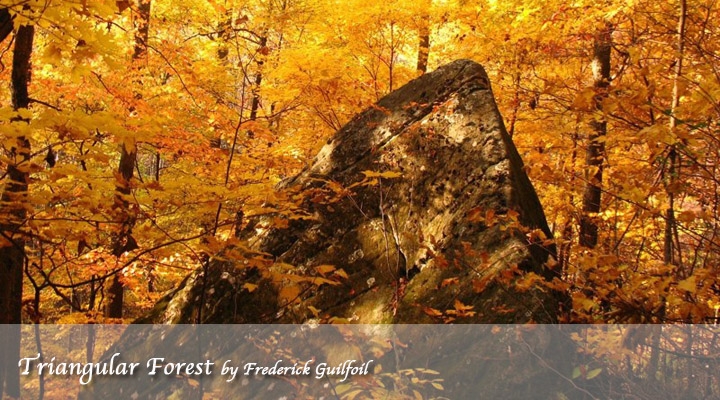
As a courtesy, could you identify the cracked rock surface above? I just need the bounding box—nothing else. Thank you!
[139,59,565,325]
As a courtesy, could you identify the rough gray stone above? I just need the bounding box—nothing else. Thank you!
[139,59,565,325]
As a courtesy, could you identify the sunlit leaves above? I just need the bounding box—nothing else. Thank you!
[1,0,720,323]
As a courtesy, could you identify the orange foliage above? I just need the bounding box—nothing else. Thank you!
[1,0,719,323]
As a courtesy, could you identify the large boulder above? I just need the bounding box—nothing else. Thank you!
[81,60,574,400]
[140,59,565,325]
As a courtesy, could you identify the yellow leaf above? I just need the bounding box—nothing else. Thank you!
[315,264,336,276]
[243,283,258,293]
[416,368,440,375]
[308,306,320,317]
[453,299,475,313]
[16,108,33,120]
[423,307,443,317]
[123,136,136,153]
[279,284,302,305]
[575,296,597,311]
[677,210,696,223]
[361,170,402,179]
[310,277,341,286]
[678,276,696,293]
[571,87,596,111]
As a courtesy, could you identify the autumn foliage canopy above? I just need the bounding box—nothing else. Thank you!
[0,0,719,325]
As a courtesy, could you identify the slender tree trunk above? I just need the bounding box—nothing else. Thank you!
[416,17,430,74]
[415,0,431,74]
[216,8,233,60]
[579,24,612,248]
[647,325,662,381]
[106,0,152,318]
[507,68,521,138]
[0,8,13,43]
[210,34,266,239]
[132,0,151,61]
[201,36,267,323]
[388,22,395,92]
[248,37,266,125]
[665,0,686,270]
[0,23,34,399]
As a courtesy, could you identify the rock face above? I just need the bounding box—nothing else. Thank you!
[141,59,564,325]
[87,60,572,400]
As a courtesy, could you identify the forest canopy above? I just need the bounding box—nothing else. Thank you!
[0,0,719,325]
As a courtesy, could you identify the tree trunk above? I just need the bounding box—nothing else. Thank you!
[248,36,266,128]
[0,23,34,399]
[106,0,152,318]
[215,8,233,60]
[416,14,430,74]
[579,24,612,248]
[203,35,267,323]
[665,0,686,270]
[0,8,12,43]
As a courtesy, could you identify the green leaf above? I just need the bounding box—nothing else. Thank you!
[586,368,602,380]
[572,367,581,379]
